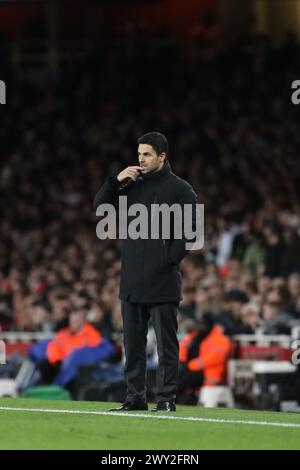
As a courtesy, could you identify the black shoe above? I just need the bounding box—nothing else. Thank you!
[108,402,148,412]
[152,401,176,412]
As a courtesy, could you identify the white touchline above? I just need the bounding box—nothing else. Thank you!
[0,406,300,429]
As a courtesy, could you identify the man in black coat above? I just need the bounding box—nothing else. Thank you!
[94,132,198,412]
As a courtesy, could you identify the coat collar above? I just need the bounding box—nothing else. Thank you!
[142,160,171,183]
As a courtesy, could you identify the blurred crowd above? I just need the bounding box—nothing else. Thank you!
[1,25,300,339]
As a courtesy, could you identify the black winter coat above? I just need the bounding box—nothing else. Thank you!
[94,161,198,304]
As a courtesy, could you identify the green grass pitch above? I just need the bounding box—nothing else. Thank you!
[0,397,300,450]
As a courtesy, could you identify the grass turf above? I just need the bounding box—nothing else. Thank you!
[0,397,300,450]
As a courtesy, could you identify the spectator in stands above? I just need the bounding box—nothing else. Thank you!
[177,313,232,404]
[31,302,54,332]
[262,225,285,278]
[46,309,101,364]
[243,232,266,277]
[194,287,211,318]
[179,286,197,319]
[257,276,272,302]
[87,301,114,338]
[286,273,300,318]
[30,309,115,388]
[262,300,294,335]
[215,290,252,336]
[281,227,300,276]
[240,302,261,333]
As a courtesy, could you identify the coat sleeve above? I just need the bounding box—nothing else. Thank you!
[93,176,122,209]
[168,185,199,265]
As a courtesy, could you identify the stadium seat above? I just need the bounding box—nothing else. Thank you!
[198,385,235,408]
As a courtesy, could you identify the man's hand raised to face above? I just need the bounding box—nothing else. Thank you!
[117,166,143,182]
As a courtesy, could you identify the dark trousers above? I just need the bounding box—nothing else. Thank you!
[121,300,179,403]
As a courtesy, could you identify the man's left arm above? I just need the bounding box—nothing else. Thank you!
[168,185,199,266]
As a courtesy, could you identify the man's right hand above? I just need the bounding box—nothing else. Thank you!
[117,166,142,182]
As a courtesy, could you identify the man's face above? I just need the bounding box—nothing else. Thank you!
[69,311,85,333]
[229,300,243,319]
[263,303,279,321]
[138,144,165,174]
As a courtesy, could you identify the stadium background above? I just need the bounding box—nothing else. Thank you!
[1,0,300,411]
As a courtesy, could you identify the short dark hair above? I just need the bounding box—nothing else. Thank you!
[137,132,168,158]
